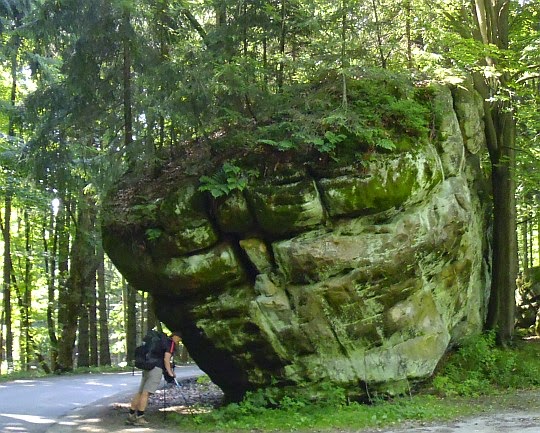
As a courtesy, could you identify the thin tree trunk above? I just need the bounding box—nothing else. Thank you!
[0,309,4,374]
[371,0,386,69]
[528,214,534,268]
[263,36,268,90]
[146,293,157,332]
[56,197,72,371]
[2,22,21,374]
[43,207,59,370]
[277,0,286,91]
[341,0,348,109]
[521,217,529,274]
[537,210,540,267]
[3,190,14,373]
[89,274,98,366]
[125,280,137,364]
[78,305,90,368]
[23,209,32,370]
[122,7,134,166]
[405,0,413,69]
[97,243,111,366]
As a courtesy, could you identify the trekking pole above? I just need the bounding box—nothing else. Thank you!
[163,382,167,414]
[173,378,193,414]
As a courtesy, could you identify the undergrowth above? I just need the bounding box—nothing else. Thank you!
[169,334,540,432]
[432,331,540,397]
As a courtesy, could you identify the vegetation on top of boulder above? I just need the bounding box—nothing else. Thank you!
[212,69,432,159]
[194,70,434,197]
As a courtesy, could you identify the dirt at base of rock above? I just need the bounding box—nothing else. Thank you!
[113,376,225,416]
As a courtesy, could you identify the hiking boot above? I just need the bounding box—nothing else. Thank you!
[132,415,149,426]
[125,413,137,425]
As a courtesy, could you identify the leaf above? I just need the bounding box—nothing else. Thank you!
[376,138,396,150]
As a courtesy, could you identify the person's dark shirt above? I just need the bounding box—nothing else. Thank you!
[155,335,176,370]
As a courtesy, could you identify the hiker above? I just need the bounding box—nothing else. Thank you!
[126,330,182,426]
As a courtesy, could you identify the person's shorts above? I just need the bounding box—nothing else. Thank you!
[138,366,162,394]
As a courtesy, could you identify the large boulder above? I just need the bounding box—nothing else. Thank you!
[102,79,491,401]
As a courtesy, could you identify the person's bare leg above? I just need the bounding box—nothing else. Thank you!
[137,391,150,411]
[130,393,141,411]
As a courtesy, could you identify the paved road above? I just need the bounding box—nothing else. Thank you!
[0,365,202,433]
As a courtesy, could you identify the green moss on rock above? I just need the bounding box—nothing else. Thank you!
[247,179,324,236]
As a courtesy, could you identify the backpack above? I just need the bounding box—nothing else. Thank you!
[134,329,165,370]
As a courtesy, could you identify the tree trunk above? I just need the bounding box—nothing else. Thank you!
[528,214,534,267]
[22,209,32,370]
[56,197,72,371]
[43,207,59,370]
[124,280,137,364]
[470,0,517,345]
[77,305,90,368]
[97,243,111,366]
[341,0,348,109]
[486,130,518,343]
[146,293,157,332]
[89,274,98,366]
[371,0,386,69]
[3,190,14,373]
[0,309,4,374]
[57,197,98,371]
[122,7,134,166]
[521,217,529,274]
[277,0,286,91]
[537,210,540,266]
[2,21,21,374]
[405,0,413,69]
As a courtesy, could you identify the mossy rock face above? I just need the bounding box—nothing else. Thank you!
[246,179,325,236]
[102,80,490,402]
[317,149,442,218]
[215,191,255,234]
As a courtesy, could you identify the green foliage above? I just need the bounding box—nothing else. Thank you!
[250,70,432,160]
[130,200,159,222]
[196,374,212,385]
[432,333,540,397]
[145,227,162,241]
[173,390,472,432]
[199,162,257,198]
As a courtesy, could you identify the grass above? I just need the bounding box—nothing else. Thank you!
[167,333,540,432]
[171,395,482,432]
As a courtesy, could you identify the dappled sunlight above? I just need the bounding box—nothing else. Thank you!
[0,413,55,424]
[84,380,114,387]
[0,380,50,389]
[55,415,107,432]
[112,402,131,409]
[11,380,42,386]
[158,405,212,415]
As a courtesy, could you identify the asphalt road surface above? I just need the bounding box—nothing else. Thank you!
[0,365,202,433]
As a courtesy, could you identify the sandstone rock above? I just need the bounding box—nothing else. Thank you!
[102,80,490,401]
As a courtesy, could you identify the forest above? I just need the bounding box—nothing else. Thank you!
[0,0,540,376]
